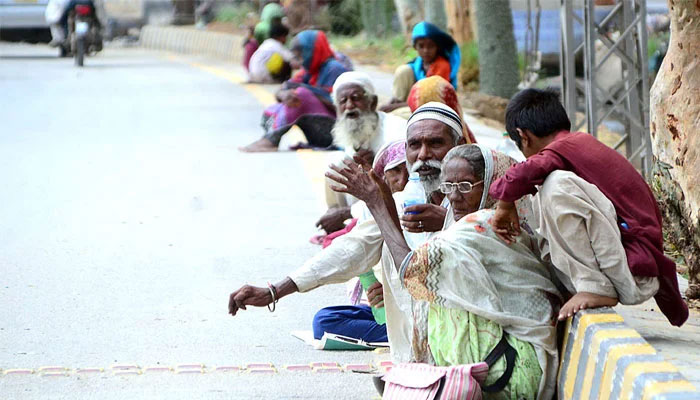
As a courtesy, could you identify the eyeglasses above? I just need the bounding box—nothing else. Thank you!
[438,180,484,194]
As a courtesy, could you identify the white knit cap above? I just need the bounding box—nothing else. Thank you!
[406,101,463,139]
[332,71,376,103]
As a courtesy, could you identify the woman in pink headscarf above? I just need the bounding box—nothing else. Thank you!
[320,140,408,248]
[311,140,408,345]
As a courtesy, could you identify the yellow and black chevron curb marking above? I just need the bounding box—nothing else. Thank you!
[558,308,699,400]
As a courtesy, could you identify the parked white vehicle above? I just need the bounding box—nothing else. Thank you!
[0,0,50,29]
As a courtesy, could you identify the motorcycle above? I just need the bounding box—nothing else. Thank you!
[59,1,103,66]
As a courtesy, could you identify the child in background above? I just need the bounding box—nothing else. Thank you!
[248,23,295,83]
[381,21,461,112]
[242,26,258,72]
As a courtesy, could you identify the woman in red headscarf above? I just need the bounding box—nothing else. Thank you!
[240,30,350,152]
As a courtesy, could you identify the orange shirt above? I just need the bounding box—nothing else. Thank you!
[426,56,451,83]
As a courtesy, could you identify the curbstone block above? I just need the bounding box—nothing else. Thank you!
[139,25,244,63]
[558,307,700,399]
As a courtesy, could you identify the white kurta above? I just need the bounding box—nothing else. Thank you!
[248,38,295,83]
[290,192,449,362]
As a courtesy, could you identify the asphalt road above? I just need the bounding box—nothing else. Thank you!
[0,42,381,399]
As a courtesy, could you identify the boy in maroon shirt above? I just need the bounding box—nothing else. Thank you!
[489,88,687,327]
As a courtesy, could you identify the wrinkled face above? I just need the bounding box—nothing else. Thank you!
[405,120,456,193]
[384,163,409,194]
[415,38,438,64]
[442,157,484,221]
[335,84,376,119]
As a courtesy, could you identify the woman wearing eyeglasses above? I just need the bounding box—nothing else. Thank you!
[398,143,562,399]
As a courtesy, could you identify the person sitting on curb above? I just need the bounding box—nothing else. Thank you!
[247,23,296,84]
[488,88,688,327]
[380,21,461,113]
[312,140,408,345]
[228,103,464,364]
[239,30,349,153]
[333,143,560,399]
[315,72,406,237]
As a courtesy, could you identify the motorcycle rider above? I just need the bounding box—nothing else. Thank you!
[46,0,106,48]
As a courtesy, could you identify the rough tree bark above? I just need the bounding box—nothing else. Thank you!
[444,0,473,44]
[285,0,315,33]
[394,0,423,36]
[424,0,447,31]
[362,0,392,37]
[650,0,700,299]
[474,0,519,98]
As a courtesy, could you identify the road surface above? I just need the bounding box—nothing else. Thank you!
[0,42,382,399]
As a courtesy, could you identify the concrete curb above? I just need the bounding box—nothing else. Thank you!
[558,308,700,399]
[140,25,244,63]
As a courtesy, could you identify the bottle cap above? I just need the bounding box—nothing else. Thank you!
[502,132,509,137]
[409,172,420,180]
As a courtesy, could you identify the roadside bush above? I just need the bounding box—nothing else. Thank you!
[459,40,479,90]
[329,0,363,36]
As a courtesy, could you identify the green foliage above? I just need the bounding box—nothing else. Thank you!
[647,32,669,58]
[328,33,415,70]
[461,41,478,66]
[215,3,255,25]
[459,41,479,90]
[329,0,363,36]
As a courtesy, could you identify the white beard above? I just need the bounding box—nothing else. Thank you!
[332,111,380,151]
[406,159,442,194]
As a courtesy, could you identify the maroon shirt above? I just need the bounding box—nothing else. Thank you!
[490,131,688,327]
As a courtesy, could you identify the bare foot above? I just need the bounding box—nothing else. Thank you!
[239,138,278,153]
[558,292,618,320]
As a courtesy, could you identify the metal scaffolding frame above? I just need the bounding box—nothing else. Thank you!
[559,0,652,176]
[520,0,542,89]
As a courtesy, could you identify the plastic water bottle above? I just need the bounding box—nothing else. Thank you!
[358,271,386,325]
[402,172,428,250]
[495,132,526,162]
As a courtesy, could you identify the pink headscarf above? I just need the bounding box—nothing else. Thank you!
[372,140,406,179]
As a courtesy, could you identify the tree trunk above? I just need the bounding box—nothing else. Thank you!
[393,0,423,36]
[650,0,700,299]
[444,0,473,44]
[424,0,447,31]
[285,0,315,33]
[474,0,519,98]
[362,0,392,37]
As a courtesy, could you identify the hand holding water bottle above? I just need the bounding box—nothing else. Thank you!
[400,204,448,233]
[400,173,446,234]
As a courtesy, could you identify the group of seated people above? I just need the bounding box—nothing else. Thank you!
[228,9,689,399]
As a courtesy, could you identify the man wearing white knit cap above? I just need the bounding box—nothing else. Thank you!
[317,71,406,235]
[229,101,466,364]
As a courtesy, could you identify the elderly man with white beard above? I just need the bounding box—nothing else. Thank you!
[316,72,406,235]
[228,103,466,363]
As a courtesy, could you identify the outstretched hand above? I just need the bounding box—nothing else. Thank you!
[491,201,521,244]
[228,285,272,316]
[326,156,384,206]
